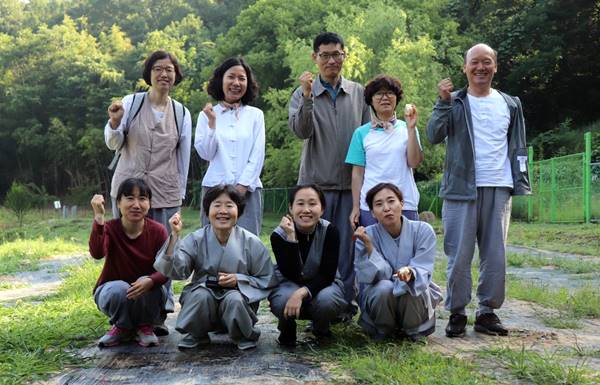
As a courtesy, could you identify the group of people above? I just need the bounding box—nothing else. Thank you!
[91,31,530,350]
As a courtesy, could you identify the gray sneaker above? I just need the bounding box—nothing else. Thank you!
[178,333,210,350]
[136,325,159,347]
[237,338,257,350]
[98,325,130,347]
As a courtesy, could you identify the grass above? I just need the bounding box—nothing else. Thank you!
[507,278,600,318]
[481,346,597,385]
[315,322,494,385]
[0,260,106,385]
[507,252,600,274]
[508,221,600,256]
[0,238,84,275]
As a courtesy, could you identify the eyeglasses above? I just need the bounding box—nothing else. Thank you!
[373,90,396,100]
[151,66,175,74]
[317,52,345,62]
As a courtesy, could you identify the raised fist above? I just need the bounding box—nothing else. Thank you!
[107,101,124,129]
[299,71,313,98]
[438,78,453,101]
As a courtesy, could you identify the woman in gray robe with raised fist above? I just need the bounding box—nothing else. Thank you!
[353,183,442,342]
[154,185,274,350]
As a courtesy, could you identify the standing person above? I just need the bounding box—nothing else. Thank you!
[105,50,192,336]
[288,32,370,313]
[353,183,441,341]
[89,178,168,348]
[195,57,265,236]
[426,43,531,338]
[154,185,274,350]
[269,185,348,347]
[345,75,423,228]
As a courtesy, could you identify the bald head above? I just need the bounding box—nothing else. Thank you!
[464,44,497,64]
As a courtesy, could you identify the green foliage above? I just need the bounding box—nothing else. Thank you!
[4,182,35,227]
[507,222,600,257]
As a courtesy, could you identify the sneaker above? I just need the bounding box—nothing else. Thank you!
[136,325,159,347]
[445,314,467,338]
[98,325,130,347]
[178,333,210,350]
[153,323,169,337]
[474,313,509,336]
[237,338,257,350]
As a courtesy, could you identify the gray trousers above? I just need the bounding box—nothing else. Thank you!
[323,190,356,304]
[359,280,428,337]
[94,280,166,330]
[201,187,262,236]
[176,287,260,342]
[269,281,347,334]
[111,198,178,315]
[442,187,512,316]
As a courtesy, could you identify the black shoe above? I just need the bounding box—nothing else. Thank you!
[277,320,297,347]
[474,313,508,336]
[153,324,169,336]
[445,314,467,338]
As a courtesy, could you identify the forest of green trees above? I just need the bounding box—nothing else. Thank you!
[1,0,599,205]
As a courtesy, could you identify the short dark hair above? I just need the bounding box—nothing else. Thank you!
[364,75,403,108]
[116,178,152,203]
[365,183,404,211]
[142,50,184,86]
[202,184,246,218]
[313,32,345,52]
[288,184,326,210]
[206,57,259,104]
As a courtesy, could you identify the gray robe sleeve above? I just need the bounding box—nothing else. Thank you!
[233,234,275,303]
[404,223,437,297]
[354,239,394,284]
[154,232,200,280]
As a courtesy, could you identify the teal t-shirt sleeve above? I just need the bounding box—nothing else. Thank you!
[345,127,366,166]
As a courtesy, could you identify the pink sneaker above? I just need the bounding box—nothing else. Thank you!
[136,324,159,347]
[98,325,130,347]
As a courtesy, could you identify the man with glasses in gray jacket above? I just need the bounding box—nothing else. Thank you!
[288,32,370,317]
[427,43,531,338]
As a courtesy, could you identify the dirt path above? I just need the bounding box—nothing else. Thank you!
[3,245,599,384]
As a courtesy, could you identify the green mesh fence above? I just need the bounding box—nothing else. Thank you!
[262,187,293,214]
[592,162,600,220]
[528,153,584,222]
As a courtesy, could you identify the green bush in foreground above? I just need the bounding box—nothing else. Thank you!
[0,260,105,385]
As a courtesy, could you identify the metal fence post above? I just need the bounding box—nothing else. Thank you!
[551,158,556,222]
[584,132,592,223]
[527,146,534,222]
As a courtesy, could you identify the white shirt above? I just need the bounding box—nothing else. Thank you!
[195,104,265,191]
[345,121,421,211]
[468,89,513,188]
[104,93,192,199]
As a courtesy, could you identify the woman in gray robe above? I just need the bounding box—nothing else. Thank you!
[353,183,442,341]
[154,185,274,350]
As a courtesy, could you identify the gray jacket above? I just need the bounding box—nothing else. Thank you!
[426,87,531,200]
[289,75,370,190]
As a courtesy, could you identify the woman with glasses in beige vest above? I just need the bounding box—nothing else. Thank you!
[104,50,192,336]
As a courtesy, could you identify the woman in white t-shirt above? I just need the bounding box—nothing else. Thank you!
[195,57,265,235]
[345,75,423,227]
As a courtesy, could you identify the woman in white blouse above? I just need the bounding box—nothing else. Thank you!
[195,57,265,235]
